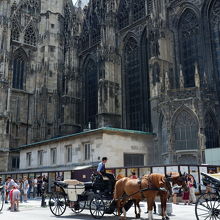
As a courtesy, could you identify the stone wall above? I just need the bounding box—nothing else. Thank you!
[19,128,154,169]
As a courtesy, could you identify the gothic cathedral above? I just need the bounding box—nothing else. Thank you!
[0,0,219,171]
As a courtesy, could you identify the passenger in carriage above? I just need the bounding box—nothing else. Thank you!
[97,157,115,192]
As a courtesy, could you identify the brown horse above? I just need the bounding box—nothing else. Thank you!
[114,172,187,220]
[158,172,188,220]
[114,173,171,220]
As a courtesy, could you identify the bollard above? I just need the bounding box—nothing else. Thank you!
[158,203,173,216]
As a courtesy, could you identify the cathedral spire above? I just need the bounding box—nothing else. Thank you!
[77,0,82,8]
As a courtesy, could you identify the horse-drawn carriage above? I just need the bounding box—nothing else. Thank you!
[49,172,187,220]
[49,174,133,219]
[195,172,220,220]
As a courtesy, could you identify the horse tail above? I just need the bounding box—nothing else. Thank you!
[114,177,128,200]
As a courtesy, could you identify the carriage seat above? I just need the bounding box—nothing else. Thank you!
[63,179,84,186]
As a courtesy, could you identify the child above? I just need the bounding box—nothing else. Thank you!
[10,184,20,211]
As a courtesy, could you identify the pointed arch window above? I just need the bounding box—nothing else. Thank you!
[205,113,219,149]
[11,20,20,41]
[178,9,199,88]
[132,0,145,22]
[174,110,198,150]
[118,0,129,29]
[140,30,151,131]
[85,59,98,129]
[24,26,36,46]
[12,50,27,90]
[210,0,220,77]
[124,37,143,130]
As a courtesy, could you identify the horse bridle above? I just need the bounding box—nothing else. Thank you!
[165,172,188,192]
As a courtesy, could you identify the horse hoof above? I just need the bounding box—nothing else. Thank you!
[166,216,170,220]
[136,213,140,218]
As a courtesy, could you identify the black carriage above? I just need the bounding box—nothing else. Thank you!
[49,174,120,219]
[195,172,220,220]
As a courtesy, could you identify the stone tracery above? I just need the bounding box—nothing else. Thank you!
[174,110,199,151]
[24,25,36,46]
[11,18,20,41]
[178,9,199,88]
[124,37,143,130]
[12,49,27,90]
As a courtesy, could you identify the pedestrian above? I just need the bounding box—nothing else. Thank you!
[172,184,181,204]
[188,175,196,204]
[23,176,29,202]
[6,176,17,210]
[10,184,20,212]
[27,177,32,199]
[18,178,24,203]
[42,175,48,194]
[182,187,190,205]
[33,177,38,198]
[5,177,10,203]
[37,176,43,197]
[129,172,138,179]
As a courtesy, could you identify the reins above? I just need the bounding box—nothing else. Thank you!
[115,187,162,202]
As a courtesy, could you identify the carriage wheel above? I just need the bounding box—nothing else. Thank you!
[0,191,4,212]
[49,191,67,216]
[71,200,86,213]
[89,196,105,219]
[195,193,220,220]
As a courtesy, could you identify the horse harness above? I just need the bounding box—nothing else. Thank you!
[119,174,166,202]
[138,174,161,199]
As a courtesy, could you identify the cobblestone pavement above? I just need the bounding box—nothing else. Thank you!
[0,199,196,220]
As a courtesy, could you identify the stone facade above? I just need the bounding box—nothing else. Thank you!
[19,128,153,170]
[0,0,220,171]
